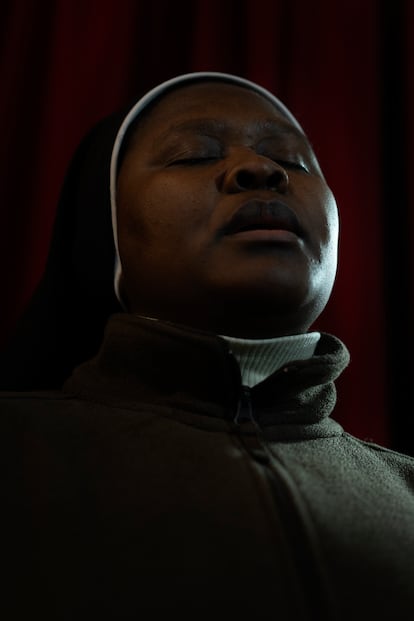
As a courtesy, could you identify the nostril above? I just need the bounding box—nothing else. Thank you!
[234,168,287,191]
[267,170,286,190]
[236,170,256,189]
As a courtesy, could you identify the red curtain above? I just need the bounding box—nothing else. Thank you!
[1,0,412,451]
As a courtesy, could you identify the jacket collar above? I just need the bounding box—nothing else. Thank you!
[63,313,350,434]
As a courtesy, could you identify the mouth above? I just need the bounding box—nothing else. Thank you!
[222,199,304,239]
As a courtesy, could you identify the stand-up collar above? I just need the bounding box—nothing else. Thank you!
[63,314,350,433]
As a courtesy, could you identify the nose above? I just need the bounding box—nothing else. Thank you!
[221,149,289,194]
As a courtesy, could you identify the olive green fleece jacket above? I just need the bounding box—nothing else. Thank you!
[1,314,414,620]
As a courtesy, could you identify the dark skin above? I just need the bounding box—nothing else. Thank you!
[116,82,338,338]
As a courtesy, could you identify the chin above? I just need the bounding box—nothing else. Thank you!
[200,286,326,338]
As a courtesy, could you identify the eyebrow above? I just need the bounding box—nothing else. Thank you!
[156,117,311,147]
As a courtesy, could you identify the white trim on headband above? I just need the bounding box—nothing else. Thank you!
[109,71,304,304]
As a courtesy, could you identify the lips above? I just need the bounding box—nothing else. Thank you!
[222,199,303,237]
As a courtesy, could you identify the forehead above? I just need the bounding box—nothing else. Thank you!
[131,81,302,143]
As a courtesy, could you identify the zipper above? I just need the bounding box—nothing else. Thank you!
[233,385,255,424]
[232,383,338,620]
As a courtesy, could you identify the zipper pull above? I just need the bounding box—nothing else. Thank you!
[234,386,254,424]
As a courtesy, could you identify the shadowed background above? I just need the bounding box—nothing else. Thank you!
[1,0,413,454]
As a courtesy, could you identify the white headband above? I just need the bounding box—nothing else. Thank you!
[109,71,304,303]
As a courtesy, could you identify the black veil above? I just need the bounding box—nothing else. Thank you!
[0,108,130,390]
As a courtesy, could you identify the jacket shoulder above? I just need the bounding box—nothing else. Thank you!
[345,433,414,479]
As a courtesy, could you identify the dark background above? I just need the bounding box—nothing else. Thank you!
[1,0,413,454]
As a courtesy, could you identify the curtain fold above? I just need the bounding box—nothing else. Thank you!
[1,0,412,452]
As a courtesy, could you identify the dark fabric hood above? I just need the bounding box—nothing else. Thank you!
[0,109,126,390]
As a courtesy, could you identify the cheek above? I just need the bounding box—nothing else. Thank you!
[118,180,170,239]
[304,182,339,244]
[323,187,339,249]
[297,181,339,292]
[118,173,215,244]
[315,187,339,286]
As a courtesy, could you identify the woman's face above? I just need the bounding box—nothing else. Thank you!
[116,81,338,338]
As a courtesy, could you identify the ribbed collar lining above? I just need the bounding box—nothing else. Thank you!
[221,332,321,387]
